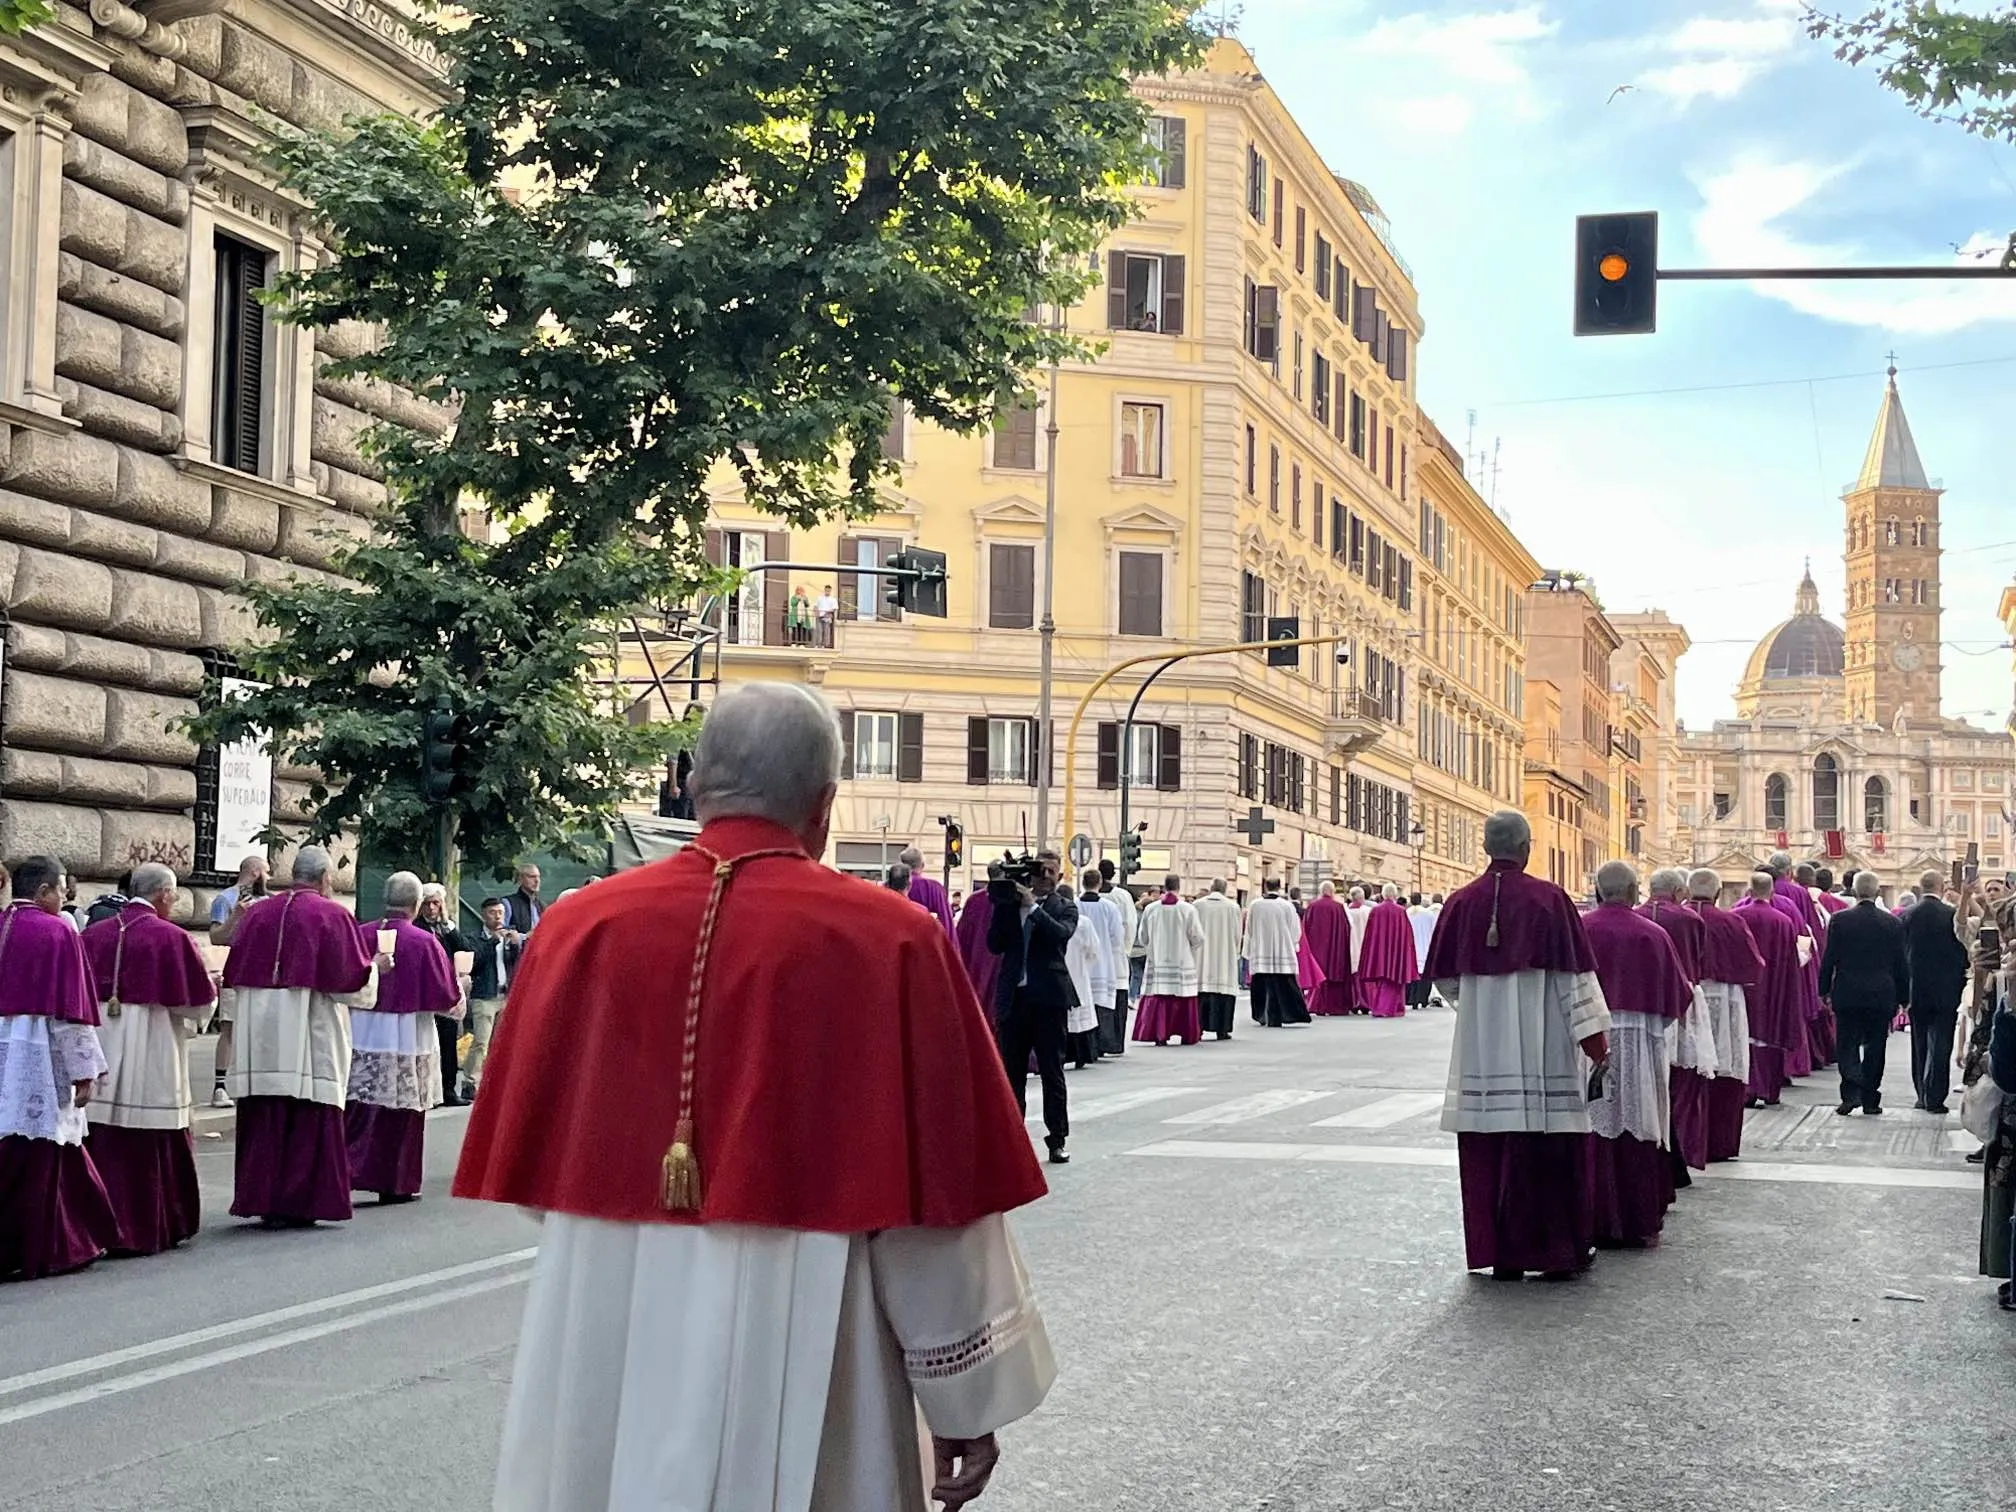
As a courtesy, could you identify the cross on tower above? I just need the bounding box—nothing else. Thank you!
[1233,806,1276,846]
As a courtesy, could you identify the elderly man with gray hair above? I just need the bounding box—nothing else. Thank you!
[453,682,1055,1511]
[1684,868,1765,1160]
[80,863,217,1255]
[1422,810,1612,1279]
[221,845,384,1228]
[1582,860,1694,1249]
[345,870,461,1204]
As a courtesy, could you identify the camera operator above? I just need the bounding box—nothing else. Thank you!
[987,848,1078,1165]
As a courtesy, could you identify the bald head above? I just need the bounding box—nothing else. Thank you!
[1483,809,1531,863]
[1748,871,1776,900]
[1920,869,1944,896]
[1647,868,1686,901]
[1595,861,1638,904]
[1687,868,1720,900]
[690,683,842,840]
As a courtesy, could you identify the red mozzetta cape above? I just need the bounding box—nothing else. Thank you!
[453,816,1048,1232]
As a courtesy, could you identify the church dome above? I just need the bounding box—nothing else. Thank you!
[1743,568,1844,685]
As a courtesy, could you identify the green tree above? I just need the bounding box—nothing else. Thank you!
[0,0,52,37]
[191,0,1202,879]
[1808,3,2016,139]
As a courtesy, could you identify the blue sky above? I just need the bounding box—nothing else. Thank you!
[1237,0,2016,728]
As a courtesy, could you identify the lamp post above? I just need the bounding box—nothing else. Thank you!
[1409,818,1426,898]
[1034,306,1063,847]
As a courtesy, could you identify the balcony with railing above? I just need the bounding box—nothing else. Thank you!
[1326,683,1398,758]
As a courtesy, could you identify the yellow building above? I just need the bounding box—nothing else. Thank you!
[1522,678,1589,891]
[673,38,1455,893]
[1608,612,1691,872]
[1521,575,1622,892]
[1411,415,1536,897]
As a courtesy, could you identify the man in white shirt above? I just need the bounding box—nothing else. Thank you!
[814,583,839,646]
[1406,893,1442,1009]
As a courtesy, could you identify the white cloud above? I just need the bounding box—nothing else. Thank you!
[1353,6,1559,122]
[1689,154,2016,333]
[1390,92,1476,137]
[1638,1,1801,106]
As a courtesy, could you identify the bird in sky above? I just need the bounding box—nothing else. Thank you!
[1607,84,1636,104]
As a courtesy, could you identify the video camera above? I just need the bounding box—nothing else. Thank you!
[988,850,1046,900]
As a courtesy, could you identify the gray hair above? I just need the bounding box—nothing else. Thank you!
[1595,860,1638,903]
[1647,868,1687,900]
[383,870,424,914]
[1766,850,1793,877]
[1794,862,1817,886]
[129,862,176,902]
[1853,871,1883,900]
[1898,891,1918,909]
[1381,882,1400,901]
[689,683,842,828]
[1687,867,1721,900]
[1319,880,1336,897]
[1348,885,1366,903]
[898,846,924,869]
[1210,878,1228,894]
[292,846,334,886]
[1483,809,1531,860]
[1748,871,1776,898]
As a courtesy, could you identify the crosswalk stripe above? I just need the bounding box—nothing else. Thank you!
[1162,1089,1331,1125]
[1057,1086,1197,1122]
[1944,1130,1979,1154]
[1310,1091,1444,1129]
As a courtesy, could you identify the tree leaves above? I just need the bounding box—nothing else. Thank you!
[1809,2,2016,142]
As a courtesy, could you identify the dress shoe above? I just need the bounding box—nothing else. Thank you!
[1967,1147,1987,1164]
[1863,1105,1883,1116]
[1835,1102,1855,1116]
[1047,1147,1070,1165]
[1927,1104,1950,1115]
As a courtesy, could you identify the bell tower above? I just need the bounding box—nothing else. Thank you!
[1842,366,1942,727]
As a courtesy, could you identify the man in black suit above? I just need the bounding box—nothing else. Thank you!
[1818,871,1911,1116]
[1902,867,1968,1113]
[988,849,1078,1165]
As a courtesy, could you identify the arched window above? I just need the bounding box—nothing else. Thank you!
[1765,773,1789,830]
[1813,754,1840,831]
[1912,516,1926,547]
[1885,516,1901,545]
[1864,776,1888,834]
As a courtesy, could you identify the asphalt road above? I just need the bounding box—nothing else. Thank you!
[3,1009,2007,1512]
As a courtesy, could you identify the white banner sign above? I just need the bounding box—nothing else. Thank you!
[211,677,274,873]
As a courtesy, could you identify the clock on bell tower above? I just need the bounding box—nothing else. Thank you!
[1842,366,1942,727]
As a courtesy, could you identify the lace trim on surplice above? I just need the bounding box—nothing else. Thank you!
[902,1291,1042,1382]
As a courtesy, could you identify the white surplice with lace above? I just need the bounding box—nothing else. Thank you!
[0,1015,107,1146]
[495,1212,1054,1512]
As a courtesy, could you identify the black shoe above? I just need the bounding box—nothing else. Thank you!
[1835,1102,1855,1116]
[377,1192,421,1205]
[1863,1105,1884,1117]
[1928,1104,1951,1116]
[1047,1147,1070,1165]
[1913,1099,1927,1111]
[1489,1266,1524,1281]
[1967,1147,1987,1164]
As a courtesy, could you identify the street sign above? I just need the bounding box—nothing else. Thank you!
[1068,832,1094,869]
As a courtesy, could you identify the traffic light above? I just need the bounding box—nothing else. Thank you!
[1265,615,1300,669]
[884,547,949,618]
[420,698,457,807]
[944,820,964,872]
[1574,212,1658,336]
[1119,829,1143,879]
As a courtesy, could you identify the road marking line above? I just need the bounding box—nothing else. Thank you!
[1043,1086,1195,1123]
[1310,1091,1444,1129]
[0,1247,536,1400]
[1162,1089,1331,1125]
[1945,1130,1979,1154]
[1126,1141,1978,1188]
[0,1272,529,1429]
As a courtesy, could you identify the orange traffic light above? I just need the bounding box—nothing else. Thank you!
[1599,253,1630,283]
[1574,212,1658,336]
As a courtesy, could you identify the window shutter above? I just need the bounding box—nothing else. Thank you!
[1254,285,1278,363]
[1107,252,1128,330]
[1388,328,1409,382]
[1028,717,1043,789]
[1333,260,1349,320]
[876,536,902,621]
[229,242,267,472]
[897,712,924,782]
[1119,550,1162,637]
[1294,206,1306,271]
[967,718,990,785]
[837,536,859,620]
[1097,722,1119,790]
[1334,372,1347,441]
[1160,254,1185,335]
[1157,725,1182,791]
[763,531,790,646]
[1164,118,1186,187]
[704,529,725,566]
[840,714,856,780]
[1313,486,1324,549]
[1272,178,1284,245]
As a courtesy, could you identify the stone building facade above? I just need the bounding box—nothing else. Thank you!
[0,2,446,912]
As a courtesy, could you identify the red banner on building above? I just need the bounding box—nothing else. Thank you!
[1871,831,1886,855]
[1824,830,1846,859]
[1774,830,1789,851]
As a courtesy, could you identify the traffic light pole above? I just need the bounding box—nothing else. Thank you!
[1060,633,1352,874]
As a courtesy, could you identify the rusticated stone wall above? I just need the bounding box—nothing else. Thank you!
[0,2,448,915]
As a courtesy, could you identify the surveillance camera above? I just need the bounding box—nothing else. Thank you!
[1335,650,1351,664]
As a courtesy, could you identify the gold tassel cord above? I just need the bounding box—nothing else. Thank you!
[659,844,803,1214]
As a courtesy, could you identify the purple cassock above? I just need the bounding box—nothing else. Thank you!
[1770,877,1827,1077]
[1301,895,1356,1016]
[1638,899,1712,1174]
[1689,900,1765,1161]
[954,890,1001,1021]
[1423,860,1603,1278]
[82,903,217,1255]
[907,874,956,938]
[346,915,460,1199]
[1582,903,1692,1250]
[1733,899,1803,1105]
[222,888,372,1225]
[1357,900,1416,1019]
[0,902,122,1281]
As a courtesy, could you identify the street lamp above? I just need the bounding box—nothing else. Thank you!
[1409,818,1426,898]
[1033,301,1064,847]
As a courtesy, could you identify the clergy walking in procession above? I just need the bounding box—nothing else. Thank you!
[1426,812,1610,1281]
[1583,862,1691,1250]
[1687,869,1764,1161]
[1195,879,1243,1039]
[1133,874,1205,1047]
[453,683,1054,1512]
[223,846,380,1228]
[0,856,120,1280]
[1344,885,1372,987]
[1245,877,1311,1028]
[347,872,461,1203]
[1358,885,1417,1020]
[954,865,1002,1019]
[902,845,956,937]
[1766,851,1824,1079]
[1638,869,1718,1178]
[1099,859,1139,1056]
[1065,870,1116,1068]
[1301,882,1357,1017]
[1407,894,1442,1010]
[1735,872,1806,1106]
[81,863,216,1256]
